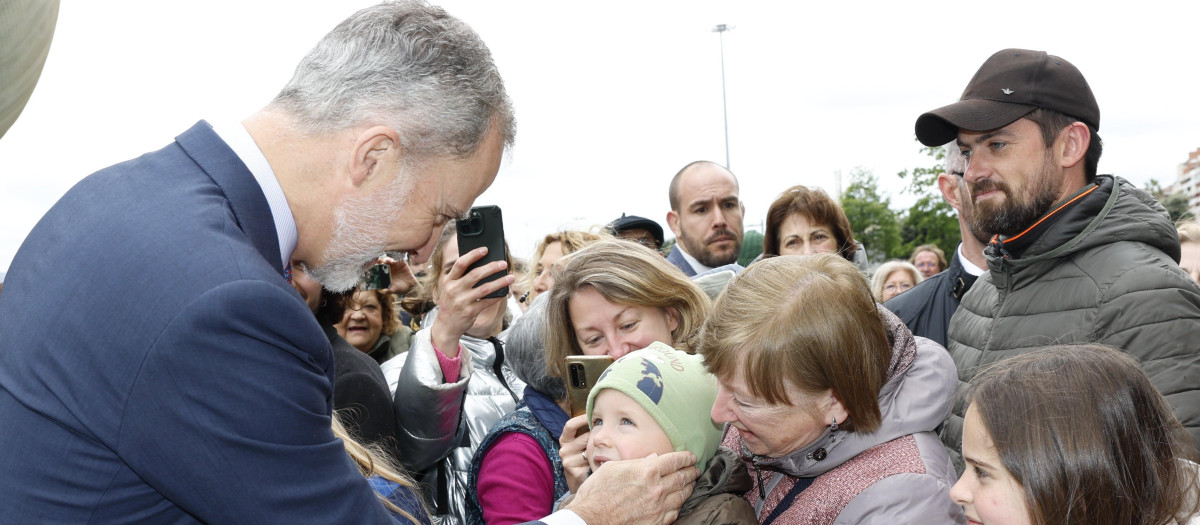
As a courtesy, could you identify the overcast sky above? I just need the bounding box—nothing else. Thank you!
[2,1,1198,274]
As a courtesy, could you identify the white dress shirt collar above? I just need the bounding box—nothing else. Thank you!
[210,120,298,269]
[957,243,986,276]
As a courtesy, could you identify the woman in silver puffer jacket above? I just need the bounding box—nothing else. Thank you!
[381,222,525,525]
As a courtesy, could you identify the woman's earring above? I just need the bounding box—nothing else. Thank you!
[830,416,839,433]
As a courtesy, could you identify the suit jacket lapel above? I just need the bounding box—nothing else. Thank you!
[174,120,283,277]
[666,246,697,277]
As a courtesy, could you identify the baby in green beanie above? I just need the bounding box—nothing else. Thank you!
[583,342,756,524]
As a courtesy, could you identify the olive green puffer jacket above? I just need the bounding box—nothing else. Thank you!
[943,176,1200,468]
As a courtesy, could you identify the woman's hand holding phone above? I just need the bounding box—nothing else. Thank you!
[429,246,513,358]
[559,414,592,493]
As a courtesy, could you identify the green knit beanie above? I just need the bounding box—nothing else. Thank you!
[585,342,723,470]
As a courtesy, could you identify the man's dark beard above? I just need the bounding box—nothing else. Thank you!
[964,214,993,244]
[957,185,994,244]
[683,229,742,267]
[970,162,1060,238]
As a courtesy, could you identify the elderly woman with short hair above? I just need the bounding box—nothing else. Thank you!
[871,260,923,303]
[700,254,964,523]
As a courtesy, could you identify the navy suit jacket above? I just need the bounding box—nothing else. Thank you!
[666,245,697,277]
[0,122,396,523]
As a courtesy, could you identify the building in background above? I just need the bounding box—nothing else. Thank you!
[1167,148,1200,219]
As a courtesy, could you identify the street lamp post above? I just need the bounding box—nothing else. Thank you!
[711,24,732,170]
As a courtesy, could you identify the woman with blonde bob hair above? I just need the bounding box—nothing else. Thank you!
[951,344,1200,525]
[544,239,711,380]
[546,239,713,494]
[700,254,963,523]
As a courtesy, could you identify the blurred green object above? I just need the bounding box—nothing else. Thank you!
[0,0,59,139]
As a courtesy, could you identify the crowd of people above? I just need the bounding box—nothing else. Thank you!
[2,2,1200,525]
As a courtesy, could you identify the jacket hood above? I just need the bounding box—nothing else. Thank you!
[990,176,1180,268]
[740,306,957,478]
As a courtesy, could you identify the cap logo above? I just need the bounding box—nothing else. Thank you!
[635,359,664,404]
[1001,88,1014,95]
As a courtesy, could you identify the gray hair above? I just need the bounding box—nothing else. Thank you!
[504,294,565,401]
[943,143,967,175]
[270,0,515,159]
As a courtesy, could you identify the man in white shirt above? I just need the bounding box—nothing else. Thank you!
[884,145,989,348]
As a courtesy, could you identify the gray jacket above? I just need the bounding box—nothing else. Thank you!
[382,328,526,525]
[727,308,964,524]
[944,176,1200,465]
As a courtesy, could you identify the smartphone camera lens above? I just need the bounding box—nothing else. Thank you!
[461,210,484,236]
[569,363,585,388]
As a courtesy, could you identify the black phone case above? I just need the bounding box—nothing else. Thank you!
[456,205,509,299]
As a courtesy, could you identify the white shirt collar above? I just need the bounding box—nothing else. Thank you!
[210,120,298,270]
[676,245,714,274]
[957,243,986,276]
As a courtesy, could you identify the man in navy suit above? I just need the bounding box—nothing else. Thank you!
[0,2,516,523]
[0,2,698,523]
[665,161,745,276]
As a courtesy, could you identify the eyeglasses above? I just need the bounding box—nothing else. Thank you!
[883,282,913,293]
[618,235,662,252]
[915,262,939,270]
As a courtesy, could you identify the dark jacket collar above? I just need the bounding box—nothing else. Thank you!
[989,180,1103,260]
[523,386,568,439]
[946,252,979,300]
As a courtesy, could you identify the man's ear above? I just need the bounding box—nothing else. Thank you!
[937,172,963,212]
[1057,121,1090,170]
[349,126,401,187]
[666,210,682,238]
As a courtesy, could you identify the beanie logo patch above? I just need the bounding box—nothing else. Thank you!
[1001,88,1014,95]
[636,359,664,404]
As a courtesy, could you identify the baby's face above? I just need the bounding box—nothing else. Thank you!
[586,389,674,471]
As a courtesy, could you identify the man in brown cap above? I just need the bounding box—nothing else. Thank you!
[915,49,1200,466]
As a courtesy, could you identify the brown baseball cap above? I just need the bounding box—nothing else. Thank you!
[915,49,1099,147]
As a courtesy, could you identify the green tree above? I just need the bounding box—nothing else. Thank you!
[662,237,675,255]
[896,144,960,258]
[738,230,763,266]
[1145,178,1194,223]
[840,168,902,263]
[1161,193,1193,223]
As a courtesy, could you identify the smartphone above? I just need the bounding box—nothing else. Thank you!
[456,205,509,299]
[360,263,391,290]
[565,355,614,418]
